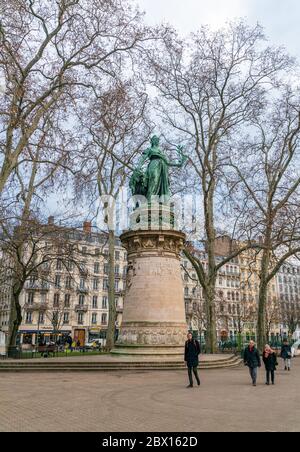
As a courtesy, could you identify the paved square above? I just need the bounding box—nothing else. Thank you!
[0,360,299,432]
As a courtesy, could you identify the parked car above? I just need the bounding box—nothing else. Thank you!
[85,339,104,350]
[292,341,300,357]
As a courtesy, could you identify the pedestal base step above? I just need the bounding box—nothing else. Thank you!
[0,355,242,372]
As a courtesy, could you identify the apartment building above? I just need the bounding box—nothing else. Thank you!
[0,220,127,348]
[182,251,242,341]
[276,263,300,340]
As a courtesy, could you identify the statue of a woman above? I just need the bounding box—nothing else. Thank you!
[130,136,188,202]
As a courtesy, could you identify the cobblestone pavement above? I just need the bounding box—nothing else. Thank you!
[0,360,299,432]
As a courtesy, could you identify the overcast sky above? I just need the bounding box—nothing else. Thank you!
[137,0,300,60]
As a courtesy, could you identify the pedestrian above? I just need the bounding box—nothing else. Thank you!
[243,340,261,387]
[184,332,201,388]
[281,339,292,371]
[263,345,278,386]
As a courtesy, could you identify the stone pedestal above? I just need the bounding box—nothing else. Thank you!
[112,228,187,358]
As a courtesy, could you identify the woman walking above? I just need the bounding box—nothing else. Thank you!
[263,345,278,386]
[184,332,201,388]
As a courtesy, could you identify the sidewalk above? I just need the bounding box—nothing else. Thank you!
[0,359,299,432]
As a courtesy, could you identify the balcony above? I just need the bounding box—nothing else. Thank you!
[24,302,49,312]
[75,304,88,313]
[116,305,123,313]
[25,282,50,292]
[77,287,89,294]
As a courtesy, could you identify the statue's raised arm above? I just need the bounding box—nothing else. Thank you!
[167,145,188,168]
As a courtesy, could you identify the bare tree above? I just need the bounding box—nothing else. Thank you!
[281,303,300,339]
[228,87,300,350]
[0,0,154,198]
[73,79,152,350]
[147,21,292,353]
[265,297,281,342]
[0,216,82,351]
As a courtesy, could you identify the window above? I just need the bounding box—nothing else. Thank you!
[92,313,97,325]
[95,248,101,257]
[65,276,72,290]
[64,294,71,308]
[25,312,32,324]
[66,261,74,271]
[56,259,62,271]
[92,296,98,309]
[104,264,109,275]
[115,265,120,276]
[184,287,189,297]
[79,278,86,290]
[27,292,34,305]
[184,274,189,282]
[54,294,60,307]
[63,313,69,325]
[55,275,61,289]
[78,312,84,325]
[101,313,108,325]
[103,279,109,291]
[82,247,87,255]
[115,280,119,291]
[94,262,100,274]
[93,278,99,291]
[38,313,45,324]
[102,297,108,309]
[115,251,120,261]
[79,294,85,306]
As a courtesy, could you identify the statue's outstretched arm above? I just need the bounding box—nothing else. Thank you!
[167,146,188,168]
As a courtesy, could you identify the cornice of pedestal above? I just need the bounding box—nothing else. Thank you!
[120,229,186,258]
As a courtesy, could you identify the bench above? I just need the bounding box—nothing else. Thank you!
[38,345,57,358]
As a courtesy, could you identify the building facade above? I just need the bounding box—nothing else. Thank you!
[1,226,300,351]
[0,221,127,349]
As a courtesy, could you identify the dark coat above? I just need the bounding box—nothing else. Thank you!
[185,339,201,368]
[263,352,278,371]
[281,344,292,360]
[243,346,261,369]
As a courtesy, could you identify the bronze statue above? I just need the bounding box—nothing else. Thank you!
[130,136,188,202]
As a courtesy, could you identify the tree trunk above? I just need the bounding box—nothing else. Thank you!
[8,289,22,349]
[0,157,15,196]
[257,280,268,352]
[203,181,218,354]
[204,285,217,354]
[106,230,116,351]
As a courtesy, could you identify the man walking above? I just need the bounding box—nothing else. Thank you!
[243,340,261,386]
[184,332,201,388]
[281,339,292,371]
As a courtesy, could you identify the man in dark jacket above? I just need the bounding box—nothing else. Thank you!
[281,340,292,371]
[243,340,261,386]
[184,332,201,388]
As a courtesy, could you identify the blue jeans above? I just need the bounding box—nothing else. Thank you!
[249,367,258,384]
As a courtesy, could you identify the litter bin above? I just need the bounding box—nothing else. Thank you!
[7,346,20,359]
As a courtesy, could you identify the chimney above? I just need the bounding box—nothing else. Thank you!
[83,221,92,234]
[48,216,55,225]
